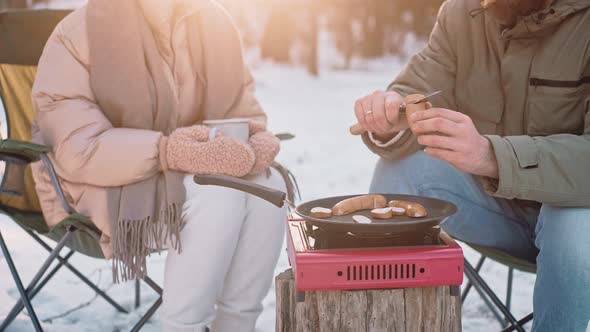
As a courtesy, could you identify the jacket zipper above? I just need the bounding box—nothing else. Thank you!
[530,77,590,88]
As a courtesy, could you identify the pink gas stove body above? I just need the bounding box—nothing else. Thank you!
[286,219,464,291]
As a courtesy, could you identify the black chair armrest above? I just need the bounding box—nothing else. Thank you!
[0,139,74,214]
[0,139,50,163]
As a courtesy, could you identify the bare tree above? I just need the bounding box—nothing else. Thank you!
[307,2,319,76]
[261,3,295,63]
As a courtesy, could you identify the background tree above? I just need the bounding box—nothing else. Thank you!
[0,0,30,9]
[260,3,295,63]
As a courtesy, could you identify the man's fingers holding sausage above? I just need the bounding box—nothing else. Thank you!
[353,90,409,136]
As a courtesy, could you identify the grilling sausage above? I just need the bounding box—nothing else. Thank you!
[332,194,388,216]
[310,207,333,219]
[390,206,406,216]
[388,200,428,218]
[388,200,414,210]
[406,205,428,218]
[371,207,394,219]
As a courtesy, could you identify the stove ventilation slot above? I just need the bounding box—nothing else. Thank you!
[346,264,416,281]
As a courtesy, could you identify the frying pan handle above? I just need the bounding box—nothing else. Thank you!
[193,174,286,208]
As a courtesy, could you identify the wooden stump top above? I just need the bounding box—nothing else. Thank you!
[276,269,461,332]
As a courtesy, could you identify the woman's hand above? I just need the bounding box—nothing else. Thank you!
[161,125,255,177]
[248,121,280,175]
[354,90,409,139]
[410,108,499,178]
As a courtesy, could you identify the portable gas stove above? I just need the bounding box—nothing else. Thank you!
[286,218,464,291]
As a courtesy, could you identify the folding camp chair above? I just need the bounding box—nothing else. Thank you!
[0,9,161,332]
[462,244,536,332]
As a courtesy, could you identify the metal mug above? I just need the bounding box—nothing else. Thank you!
[203,118,250,143]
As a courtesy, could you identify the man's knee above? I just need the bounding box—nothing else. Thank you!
[535,205,590,285]
[370,151,465,194]
[533,205,590,332]
[535,205,590,259]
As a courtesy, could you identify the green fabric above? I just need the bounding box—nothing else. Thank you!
[363,0,590,207]
[468,243,537,274]
[45,213,105,259]
[0,205,49,233]
[1,207,105,258]
[0,139,49,162]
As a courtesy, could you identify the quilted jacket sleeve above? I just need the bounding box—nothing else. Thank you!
[32,20,163,187]
[482,92,590,207]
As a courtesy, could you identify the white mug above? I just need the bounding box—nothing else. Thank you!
[203,118,250,143]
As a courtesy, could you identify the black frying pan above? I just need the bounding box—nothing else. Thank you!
[193,174,457,234]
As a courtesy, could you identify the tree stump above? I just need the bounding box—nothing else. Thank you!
[276,269,461,332]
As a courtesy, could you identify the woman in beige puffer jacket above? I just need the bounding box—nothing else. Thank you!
[31,1,286,331]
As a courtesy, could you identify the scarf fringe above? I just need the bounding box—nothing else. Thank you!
[111,203,184,283]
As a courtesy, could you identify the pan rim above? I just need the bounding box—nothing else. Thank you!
[295,193,457,233]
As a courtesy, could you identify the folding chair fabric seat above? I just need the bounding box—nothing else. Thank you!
[0,207,106,259]
[0,205,48,233]
[467,243,537,274]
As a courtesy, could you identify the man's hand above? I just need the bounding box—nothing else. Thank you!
[354,90,409,139]
[410,108,500,178]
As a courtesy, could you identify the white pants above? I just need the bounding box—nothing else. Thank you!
[161,170,286,332]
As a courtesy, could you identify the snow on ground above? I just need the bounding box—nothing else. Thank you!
[0,58,535,331]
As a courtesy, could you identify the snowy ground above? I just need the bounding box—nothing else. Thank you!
[0,53,535,331]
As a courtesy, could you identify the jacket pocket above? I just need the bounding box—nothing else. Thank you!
[505,136,539,169]
[526,77,588,136]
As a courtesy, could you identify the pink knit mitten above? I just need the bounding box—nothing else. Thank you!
[248,122,280,175]
[160,125,255,177]
[249,121,267,135]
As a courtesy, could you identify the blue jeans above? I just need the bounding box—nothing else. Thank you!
[370,151,590,332]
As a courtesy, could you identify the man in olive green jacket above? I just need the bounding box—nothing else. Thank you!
[354,0,590,330]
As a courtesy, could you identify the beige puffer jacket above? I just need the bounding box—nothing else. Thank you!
[30,0,265,256]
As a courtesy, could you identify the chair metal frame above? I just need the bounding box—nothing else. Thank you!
[462,255,534,332]
[0,153,163,332]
